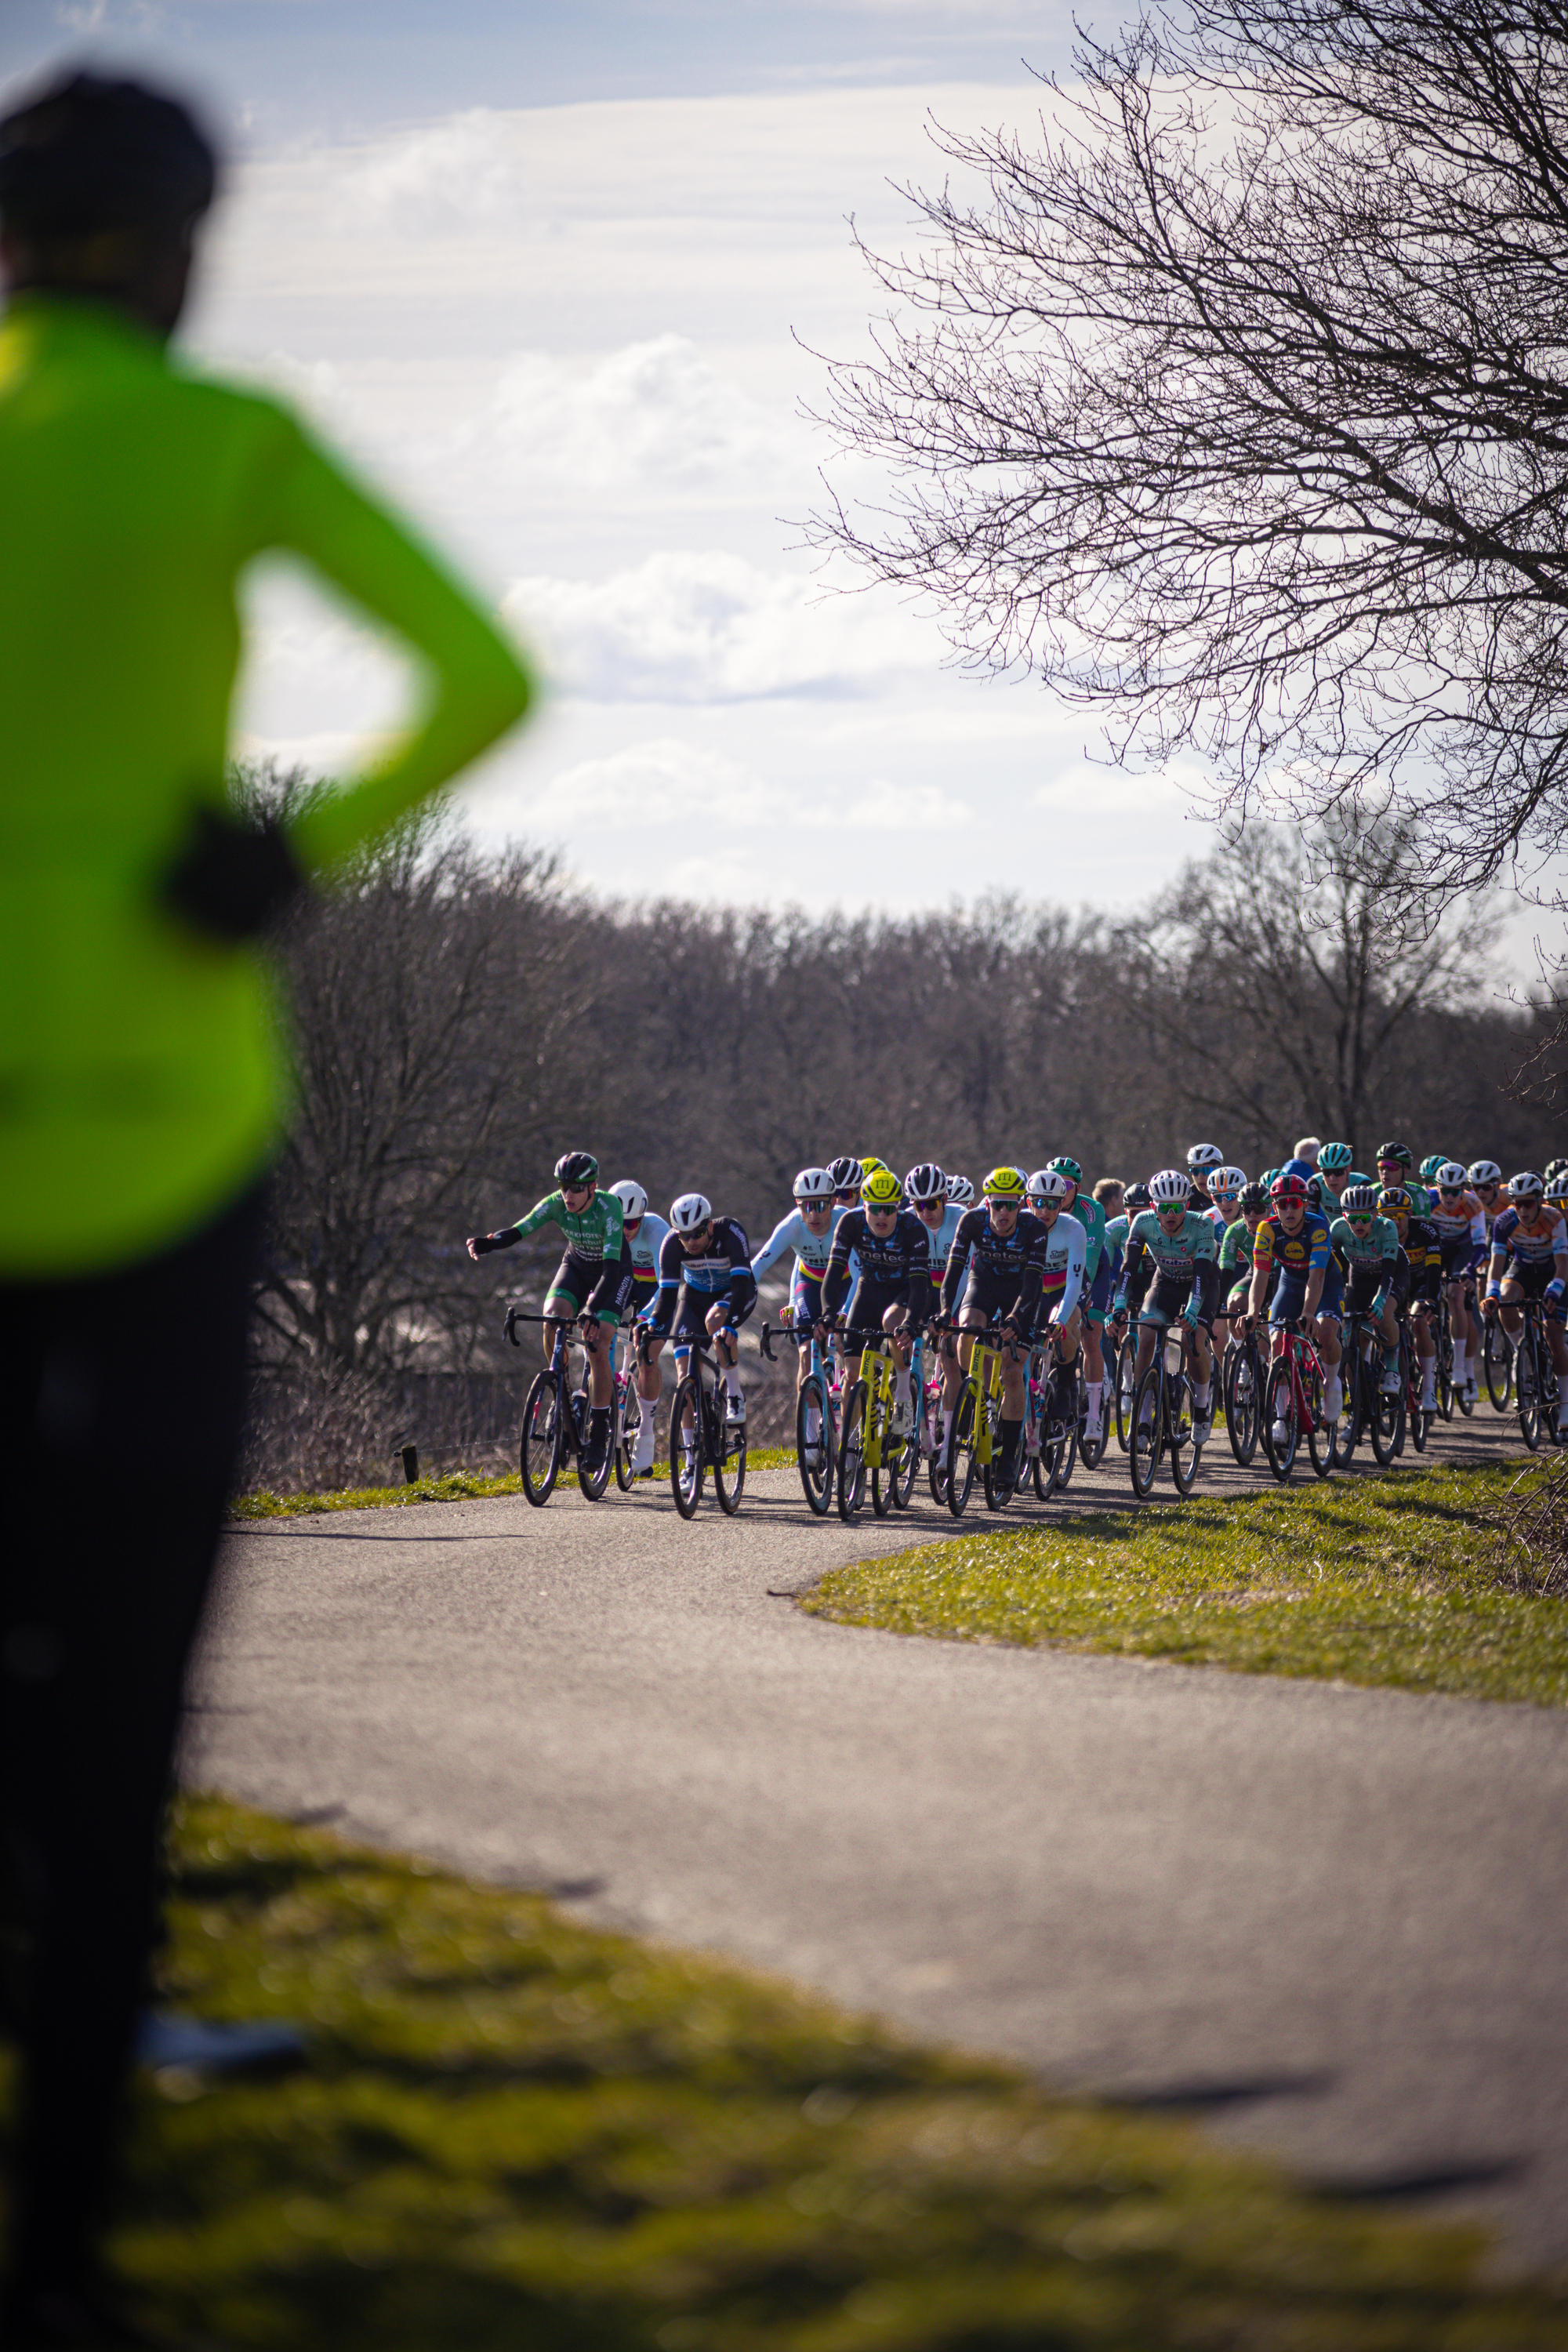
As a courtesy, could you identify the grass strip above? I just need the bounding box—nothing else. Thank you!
[62,1795,1566,2347]
[802,1458,1568,1708]
[232,1450,799,1519]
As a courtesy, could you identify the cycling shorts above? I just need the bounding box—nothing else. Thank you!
[959,1265,1030,1330]
[546,1247,635,1327]
[1316,1258,1345,1323]
[1085,1254,1113,1327]
[1138,1272,1207,1331]
[1345,1267,1392,1319]
[1439,1236,1478,1281]
[843,1274,917,1342]
[1269,1270,1311,1327]
[667,1276,757,1348]
[790,1262,825,1324]
[1500,1258,1567,1319]
[1224,1276,1251,1316]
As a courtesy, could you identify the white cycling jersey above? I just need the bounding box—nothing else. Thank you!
[1035,1210,1087,1327]
[750,1203,844,1286]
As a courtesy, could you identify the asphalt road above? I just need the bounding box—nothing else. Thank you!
[189,1403,1568,2273]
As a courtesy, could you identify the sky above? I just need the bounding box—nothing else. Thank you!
[0,1,1462,925]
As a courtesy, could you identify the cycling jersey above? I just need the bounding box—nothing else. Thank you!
[1102,1212,1131,1287]
[1394,1217,1443,1305]
[822,1208,934,1322]
[750,1204,842,1287]
[1115,1209,1218,1302]
[501,1189,626,1265]
[1490,1205,1568,1276]
[0,293,534,1276]
[1427,1189,1488,1272]
[626,1212,671,1290]
[1250,1210,1332,1283]
[643,1216,756,1331]
[1331,1213,1399,1302]
[1061,1189,1106,1282]
[1032,1211,1087,1325]
[940,1206,1048,1323]
[1217,1218,1257,1281]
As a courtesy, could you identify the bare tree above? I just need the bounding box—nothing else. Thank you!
[806,0,1568,924]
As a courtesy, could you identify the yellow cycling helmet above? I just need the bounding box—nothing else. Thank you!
[859,1155,889,1178]
[982,1165,1028,1201]
[861,1167,903,1207]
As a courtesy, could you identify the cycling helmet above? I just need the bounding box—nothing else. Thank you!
[793,1167,835,1203]
[1208,1164,1247,1201]
[1149,1167,1191,1206]
[1259,1167,1281,1191]
[1124,1181,1152,1210]
[1028,1167,1073,1206]
[670,1192,713,1234]
[1377,1140,1413,1170]
[829,1156,862,1193]
[859,1156,889,1180]
[609,1179,648,1221]
[1239,1181,1268,1211]
[1547,1156,1568,1179]
[1186,1143,1224,1172]
[1341,1183,1379,1214]
[946,1173,975,1206]
[1468,1159,1502,1187]
[1435,1160,1468,1192]
[903,1162,946,1203]
[1269,1172,1309,1203]
[1377,1185,1411,1215]
[982,1166,1028,1201]
[1508,1170,1546,1200]
[1047,1153,1083,1189]
[1418,1153,1446,1185]
[555,1150,598,1191]
[862,1168,904,1209]
[1318,1142,1354,1172]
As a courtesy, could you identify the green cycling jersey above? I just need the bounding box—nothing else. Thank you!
[505,1189,626,1265]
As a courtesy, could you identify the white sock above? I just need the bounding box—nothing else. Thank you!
[804,1402,822,1443]
[724,1363,742,1399]
[1454,1348,1469,1383]
[894,1368,912,1407]
[1087,1380,1104,1415]
[1194,1381,1211,1410]
[1325,1374,1342,1417]
[633,1411,656,1468]
[1421,1366,1436,1406]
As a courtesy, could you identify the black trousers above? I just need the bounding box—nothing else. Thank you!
[0,1178,264,2286]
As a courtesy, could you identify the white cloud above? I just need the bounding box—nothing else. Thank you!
[515,735,969,834]
[503,549,934,702]
[332,110,540,238]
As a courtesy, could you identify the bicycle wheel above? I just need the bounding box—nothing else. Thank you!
[613,1376,642,1490]
[838,1383,868,1519]
[1408,1363,1429,1450]
[1483,1316,1514,1410]
[1051,1370,1081,1494]
[1436,1303,1454,1420]
[1305,1360,1332,1479]
[520,1369,565,1505]
[890,1415,920,1509]
[576,1384,612,1502]
[795,1373,835,1515]
[1168,1376,1199,1495]
[1259,1358,1298,1481]
[1331,1344,1360,1467]
[713,1400,746,1515]
[1113,1336,1135,1453]
[1224,1341,1259,1466]
[1078,1359,1107,1471]
[945,1385,978,1518]
[1519,1327,1543,1451]
[1130,1362,1162,1498]
[1369,1345,1400,1465]
[670,1375,705,1516]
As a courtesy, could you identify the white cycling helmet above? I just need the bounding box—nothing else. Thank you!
[1207,1164,1247,1201]
[1027,1167,1073,1206]
[609,1179,648,1221]
[946,1173,975,1206]
[670,1191,713,1233]
[1185,1142,1224,1172]
[1508,1171,1545,1200]
[1435,1160,1468,1191]
[1150,1167,1192,1205]
[1468,1159,1502,1186]
[793,1166,835,1203]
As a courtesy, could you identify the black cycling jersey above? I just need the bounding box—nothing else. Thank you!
[939,1206,1048,1322]
[644,1216,754,1333]
[1396,1218,1443,1305]
[822,1207,934,1322]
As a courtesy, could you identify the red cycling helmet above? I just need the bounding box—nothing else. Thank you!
[1269,1173,1309,1203]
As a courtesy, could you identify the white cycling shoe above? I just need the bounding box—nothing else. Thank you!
[1270,1418,1291,1446]
[724,1391,747,1425]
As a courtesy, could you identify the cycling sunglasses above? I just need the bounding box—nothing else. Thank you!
[1439,1186,1464,1198]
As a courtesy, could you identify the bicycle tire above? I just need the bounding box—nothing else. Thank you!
[1052,1381,1081,1492]
[1260,1359,1297,1482]
[670,1375,705,1517]
[520,1368,565,1505]
[945,1385,978,1518]
[613,1377,641,1490]
[838,1383,869,1519]
[1483,1316,1514,1410]
[1224,1341,1259,1466]
[1436,1301,1454,1420]
[890,1421,920,1508]
[796,1374,834,1515]
[1331,1344,1360,1466]
[713,1405,746,1515]
[1519,1325,1543,1451]
[1168,1374,1199,1494]
[1113,1335,1135,1453]
[577,1385,613,1501]
[1130,1362,1161,1497]
[1305,1359,1332,1479]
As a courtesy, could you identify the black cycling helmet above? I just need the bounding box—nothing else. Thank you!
[904,1161,946,1203]
[829,1155,862,1193]
[1239,1180,1269,1210]
[554,1150,598,1191]
[1376,1140,1412,1170]
[1124,1181,1152,1211]
[0,71,218,245]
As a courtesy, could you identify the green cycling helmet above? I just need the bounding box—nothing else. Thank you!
[1047,1154,1083,1189]
[1318,1142,1354,1172]
[1418,1153,1446,1184]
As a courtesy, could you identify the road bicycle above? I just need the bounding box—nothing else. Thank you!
[612,1323,647,1490]
[837,1321,922,1520]
[1395,1310,1432,1455]
[1112,1327,1138,1454]
[667,1327,747,1519]
[760,1316,841,1517]
[1029,1338,1079,1500]
[1258,1317,1331,1483]
[506,1306,615,1505]
[1332,1305,1399,1468]
[1221,1323,1262,1467]
[943,1323,1023,1517]
[1433,1291,1457,1421]
[1508,1297,1563,1453]
[1483,1311,1516,1410]
[1128,1318,1201,1497]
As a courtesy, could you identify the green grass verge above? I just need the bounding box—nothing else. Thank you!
[231,1450,798,1519]
[801,1458,1568,1708]
[77,1795,1566,2347]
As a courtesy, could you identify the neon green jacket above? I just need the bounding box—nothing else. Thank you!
[0,294,535,1276]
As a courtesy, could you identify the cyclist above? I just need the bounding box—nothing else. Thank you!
[641,1194,757,1428]
[1029,1157,1107,1438]
[1112,1167,1221,1446]
[1377,1140,1429,1217]
[1468,1160,1505,1245]
[1205,1166,1247,1350]
[1378,1185,1442,1417]
[1023,1168,1089,1431]
[610,1180,670,1475]
[1102,1179,1149,1423]
[1316,1142,1357,1215]
[750,1168,840,1462]
[906,1162,961,1454]
[1331,1181,1403,1399]
[1483,1172,1568,1428]
[1247,1171,1341,1441]
[829,1155,863,1210]
[1187,1142,1225,1212]
[1428,1160,1488,1406]
[1219,1178,1269,1330]
[819,1167,935,1439]
[467,1151,633,1472]
[1093,1176,1125,1224]
[939,1167,1049,1497]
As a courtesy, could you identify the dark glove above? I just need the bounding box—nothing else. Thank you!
[469,1232,512,1257]
[161,804,306,943]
